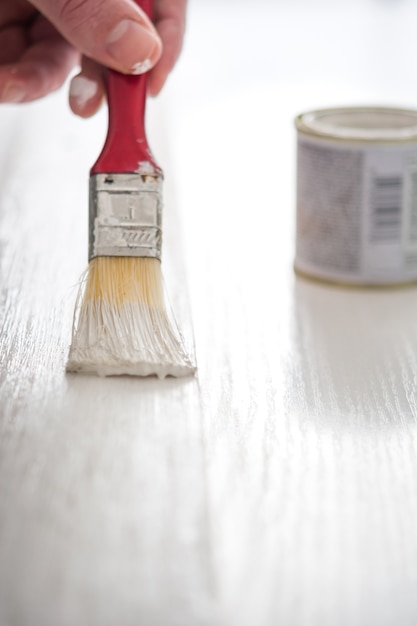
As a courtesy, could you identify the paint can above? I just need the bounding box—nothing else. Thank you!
[294,107,417,286]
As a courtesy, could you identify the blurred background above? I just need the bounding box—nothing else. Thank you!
[172,0,417,108]
[163,0,417,275]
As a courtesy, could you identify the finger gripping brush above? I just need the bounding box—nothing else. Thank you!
[66,0,196,378]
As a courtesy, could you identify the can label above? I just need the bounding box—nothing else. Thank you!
[295,134,417,284]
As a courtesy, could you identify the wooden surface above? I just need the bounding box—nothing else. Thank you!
[1,1,417,624]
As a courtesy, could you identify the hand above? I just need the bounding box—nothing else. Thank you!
[0,0,187,117]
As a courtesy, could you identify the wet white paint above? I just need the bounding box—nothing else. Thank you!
[136,160,156,174]
[132,59,152,75]
[69,75,98,108]
[1,2,417,625]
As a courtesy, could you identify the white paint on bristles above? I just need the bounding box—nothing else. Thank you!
[66,260,196,379]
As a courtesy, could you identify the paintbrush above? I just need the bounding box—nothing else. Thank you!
[66,0,195,378]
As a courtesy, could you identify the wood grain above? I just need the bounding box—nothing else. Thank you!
[2,2,417,625]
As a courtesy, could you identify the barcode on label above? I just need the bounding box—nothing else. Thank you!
[369,175,403,242]
[407,169,417,243]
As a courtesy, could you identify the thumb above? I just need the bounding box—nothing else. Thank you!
[31,0,162,74]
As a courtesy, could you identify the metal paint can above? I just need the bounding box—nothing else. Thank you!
[294,107,417,286]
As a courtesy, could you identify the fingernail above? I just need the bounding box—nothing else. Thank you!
[69,76,98,108]
[2,83,25,103]
[106,19,161,73]
[131,59,153,75]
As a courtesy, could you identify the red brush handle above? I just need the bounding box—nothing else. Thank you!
[91,0,160,175]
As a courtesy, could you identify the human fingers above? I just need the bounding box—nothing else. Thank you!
[69,57,105,118]
[149,0,187,96]
[0,18,79,103]
[68,0,188,116]
[0,1,34,26]
[31,0,162,76]
[0,24,27,65]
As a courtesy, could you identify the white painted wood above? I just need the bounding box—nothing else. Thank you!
[2,1,417,625]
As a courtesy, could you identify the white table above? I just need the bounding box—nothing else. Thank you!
[1,1,417,624]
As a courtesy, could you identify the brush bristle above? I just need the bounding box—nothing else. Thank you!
[66,257,196,378]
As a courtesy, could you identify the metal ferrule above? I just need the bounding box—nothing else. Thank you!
[89,173,163,261]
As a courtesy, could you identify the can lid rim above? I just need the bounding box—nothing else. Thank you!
[295,106,417,142]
